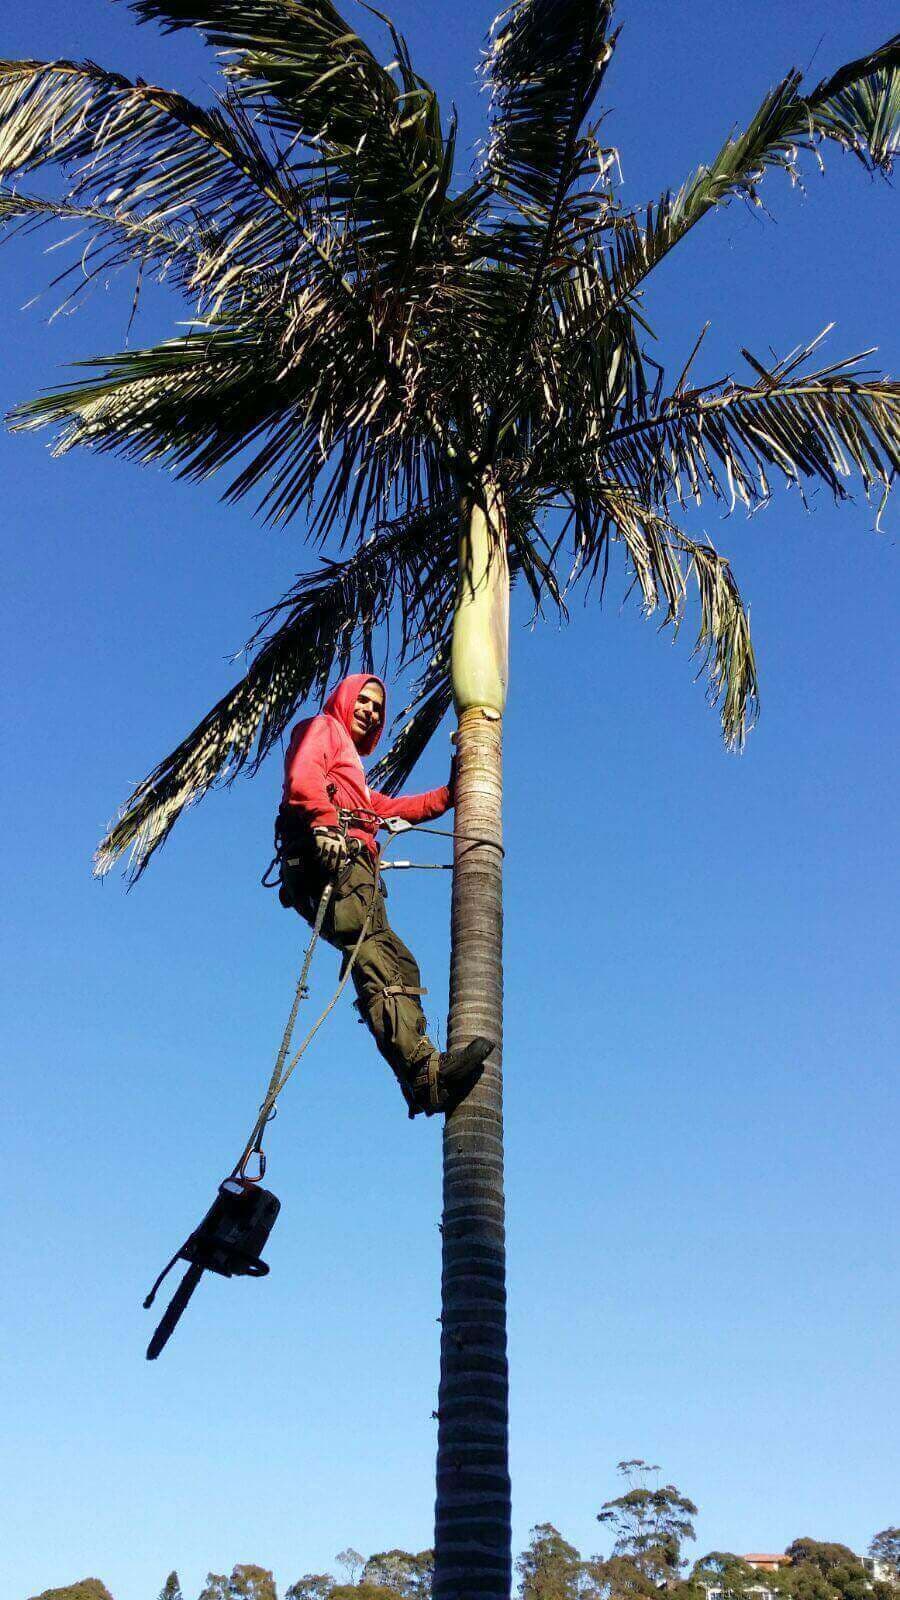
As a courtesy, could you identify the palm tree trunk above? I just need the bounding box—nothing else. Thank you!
[434,481,511,1599]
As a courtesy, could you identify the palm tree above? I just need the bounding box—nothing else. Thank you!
[1,4,898,1594]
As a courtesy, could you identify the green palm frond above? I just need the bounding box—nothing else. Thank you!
[563,484,758,747]
[10,322,282,463]
[483,0,617,225]
[480,0,620,402]
[0,58,298,237]
[598,34,899,315]
[122,0,460,272]
[491,249,653,458]
[0,59,468,530]
[598,344,900,516]
[684,533,758,748]
[95,500,461,881]
[0,190,202,311]
[0,59,311,322]
[8,284,453,535]
[0,57,448,389]
[807,35,900,168]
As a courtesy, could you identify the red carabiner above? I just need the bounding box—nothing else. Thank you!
[237,1148,267,1186]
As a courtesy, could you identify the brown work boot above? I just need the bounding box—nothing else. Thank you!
[407,1037,495,1118]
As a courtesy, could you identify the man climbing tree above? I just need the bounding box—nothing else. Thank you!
[277,672,493,1116]
[1,1,898,1593]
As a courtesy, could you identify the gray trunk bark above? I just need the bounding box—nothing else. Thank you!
[433,703,510,1598]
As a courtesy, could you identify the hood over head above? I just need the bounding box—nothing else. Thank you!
[323,673,387,756]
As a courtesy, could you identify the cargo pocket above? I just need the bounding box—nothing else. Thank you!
[331,868,386,941]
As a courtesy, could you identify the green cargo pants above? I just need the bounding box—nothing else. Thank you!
[281,847,437,1099]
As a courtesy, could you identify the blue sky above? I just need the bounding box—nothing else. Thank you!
[2,3,898,1598]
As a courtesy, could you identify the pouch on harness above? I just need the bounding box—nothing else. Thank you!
[271,805,318,913]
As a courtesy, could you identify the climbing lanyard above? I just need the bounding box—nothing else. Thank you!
[142,810,501,1358]
[232,837,387,1185]
[142,826,388,1359]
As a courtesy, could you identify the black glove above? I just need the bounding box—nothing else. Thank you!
[312,828,348,874]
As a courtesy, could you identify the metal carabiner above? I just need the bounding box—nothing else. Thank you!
[238,1148,267,1186]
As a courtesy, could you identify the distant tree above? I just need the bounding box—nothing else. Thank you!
[227,1566,278,1600]
[787,1544,864,1578]
[158,1573,184,1600]
[198,1577,230,1600]
[336,1551,366,1586]
[361,1550,434,1598]
[581,1553,663,1600]
[675,1551,779,1600]
[597,1462,698,1581]
[286,1578,335,1600]
[516,1523,584,1600]
[777,1542,871,1600]
[330,1587,398,1600]
[869,1534,900,1584]
[27,1583,114,1600]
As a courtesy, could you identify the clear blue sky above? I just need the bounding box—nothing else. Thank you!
[2,4,898,1598]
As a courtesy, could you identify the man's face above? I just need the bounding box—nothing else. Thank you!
[350,680,385,746]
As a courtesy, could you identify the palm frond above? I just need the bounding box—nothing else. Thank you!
[7,276,454,537]
[481,0,620,388]
[122,0,458,272]
[0,189,202,311]
[598,343,900,517]
[491,247,654,460]
[0,57,299,240]
[598,33,899,315]
[0,55,438,360]
[682,532,758,748]
[95,501,460,881]
[0,57,469,520]
[565,484,758,747]
[483,0,617,222]
[9,322,282,463]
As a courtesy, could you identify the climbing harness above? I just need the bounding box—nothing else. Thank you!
[143,807,501,1358]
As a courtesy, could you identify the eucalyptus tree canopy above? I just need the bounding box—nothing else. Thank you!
[516,1523,585,1600]
[360,1550,434,1598]
[869,1532,900,1584]
[26,1586,114,1600]
[285,1577,335,1600]
[597,1461,698,1580]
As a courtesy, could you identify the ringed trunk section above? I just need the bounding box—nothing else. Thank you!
[434,481,511,1598]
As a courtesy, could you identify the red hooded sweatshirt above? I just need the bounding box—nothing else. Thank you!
[281,672,451,856]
